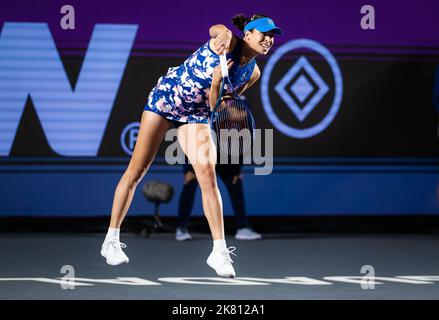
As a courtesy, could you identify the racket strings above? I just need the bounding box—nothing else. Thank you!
[214,98,253,158]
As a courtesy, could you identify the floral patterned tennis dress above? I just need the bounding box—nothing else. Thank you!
[144,38,256,124]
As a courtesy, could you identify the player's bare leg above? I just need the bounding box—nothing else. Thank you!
[177,123,236,277]
[102,111,170,265]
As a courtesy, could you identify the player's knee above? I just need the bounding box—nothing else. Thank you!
[195,166,216,192]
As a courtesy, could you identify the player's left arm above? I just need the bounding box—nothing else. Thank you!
[236,64,261,96]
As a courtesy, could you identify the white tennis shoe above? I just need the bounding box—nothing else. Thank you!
[235,228,262,240]
[101,239,129,266]
[206,246,237,278]
[175,227,192,241]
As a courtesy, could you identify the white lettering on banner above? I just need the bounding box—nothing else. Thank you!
[0,278,93,286]
[239,277,332,285]
[158,277,268,285]
[324,276,434,285]
[65,277,161,286]
[0,276,437,286]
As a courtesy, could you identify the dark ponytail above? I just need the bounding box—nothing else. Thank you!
[232,13,268,31]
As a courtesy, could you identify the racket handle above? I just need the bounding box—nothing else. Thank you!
[219,53,229,78]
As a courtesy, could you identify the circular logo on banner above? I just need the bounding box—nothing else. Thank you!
[120,122,140,156]
[261,39,343,139]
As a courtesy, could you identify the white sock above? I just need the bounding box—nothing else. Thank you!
[105,227,120,241]
[213,239,227,251]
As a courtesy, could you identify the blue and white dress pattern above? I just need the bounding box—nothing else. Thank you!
[144,38,256,124]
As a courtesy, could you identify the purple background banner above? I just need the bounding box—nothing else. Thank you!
[1,0,438,52]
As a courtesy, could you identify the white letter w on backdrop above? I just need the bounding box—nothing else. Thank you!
[0,23,138,156]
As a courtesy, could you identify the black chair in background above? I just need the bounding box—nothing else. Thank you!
[130,181,174,238]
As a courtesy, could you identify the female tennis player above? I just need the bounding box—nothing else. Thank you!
[100,13,282,278]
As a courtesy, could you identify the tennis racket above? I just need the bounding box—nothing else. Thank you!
[210,53,256,158]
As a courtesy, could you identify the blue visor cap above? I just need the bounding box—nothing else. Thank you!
[243,17,283,35]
